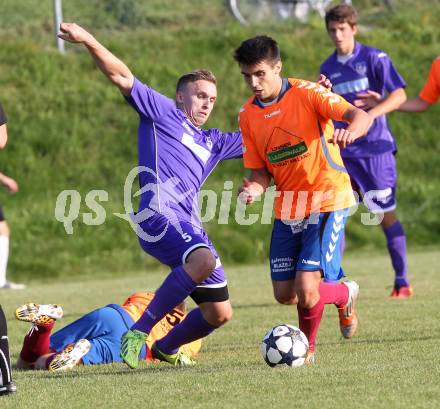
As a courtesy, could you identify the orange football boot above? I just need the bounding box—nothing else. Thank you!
[338,280,359,339]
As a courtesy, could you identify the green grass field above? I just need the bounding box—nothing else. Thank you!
[1,0,440,279]
[1,249,439,409]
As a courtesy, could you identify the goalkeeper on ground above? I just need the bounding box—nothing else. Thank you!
[15,292,201,371]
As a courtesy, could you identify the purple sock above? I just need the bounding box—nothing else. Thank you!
[156,308,217,355]
[131,266,196,334]
[384,221,409,288]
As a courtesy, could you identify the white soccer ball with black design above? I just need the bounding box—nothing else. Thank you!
[260,324,309,367]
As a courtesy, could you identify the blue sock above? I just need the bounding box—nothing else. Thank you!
[156,308,217,355]
[339,231,346,257]
[131,266,196,334]
[384,221,409,288]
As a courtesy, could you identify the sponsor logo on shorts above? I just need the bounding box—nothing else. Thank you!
[301,259,320,266]
[271,257,295,273]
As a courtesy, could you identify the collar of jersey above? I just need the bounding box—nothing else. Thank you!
[333,42,362,65]
[252,78,292,108]
[177,108,203,132]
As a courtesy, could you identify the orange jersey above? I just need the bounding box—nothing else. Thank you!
[419,57,440,104]
[122,292,202,359]
[239,78,356,220]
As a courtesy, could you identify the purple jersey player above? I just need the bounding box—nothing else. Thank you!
[58,23,242,368]
[320,5,412,298]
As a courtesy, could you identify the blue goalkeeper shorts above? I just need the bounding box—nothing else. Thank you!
[50,304,146,365]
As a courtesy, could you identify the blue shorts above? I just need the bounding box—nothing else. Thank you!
[137,212,226,288]
[50,304,146,365]
[344,152,397,213]
[269,210,348,282]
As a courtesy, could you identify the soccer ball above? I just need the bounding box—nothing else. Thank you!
[260,324,309,368]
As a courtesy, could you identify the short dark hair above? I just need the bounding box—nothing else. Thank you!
[234,35,280,66]
[176,69,217,92]
[325,4,358,30]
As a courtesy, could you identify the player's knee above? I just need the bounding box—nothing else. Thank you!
[219,305,233,325]
[209,306,233,327]
[295,286,319,309]
[273,289,298,305]
[295,272,320,307]
[274,294,298,305]
[380,211,398,229]
[201,301,233,327]
[185,248,216,283]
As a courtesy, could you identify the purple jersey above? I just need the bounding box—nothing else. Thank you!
[125,78,242,230]
[320,42,406,158]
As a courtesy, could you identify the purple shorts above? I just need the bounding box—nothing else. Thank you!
[343,152,397,213]
[136,212,226,288]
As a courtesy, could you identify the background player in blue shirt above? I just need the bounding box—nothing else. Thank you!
[320,5,412,298]
[58,22,243,368]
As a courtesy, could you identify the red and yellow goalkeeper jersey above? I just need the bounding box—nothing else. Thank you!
[419,57,440,104]
[239,78,356,220]
[122,292,202,360]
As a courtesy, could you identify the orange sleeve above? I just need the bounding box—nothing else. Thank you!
[303,82,353,122]
[239,109,266,169]
[419,57,440,104]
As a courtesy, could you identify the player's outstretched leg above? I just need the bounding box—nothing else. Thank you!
[151,342,195,367]
[121,266,196,369]
[121,246,217,369]
[16,303,63,368]
[337,280,359,339]
[152,306,221,366]
[49,339,91,371]
[0,305,16,396]
[121,264,199,369]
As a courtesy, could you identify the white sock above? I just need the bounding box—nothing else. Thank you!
[0,236,9,287]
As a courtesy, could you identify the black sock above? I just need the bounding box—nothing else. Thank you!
[0,305,12,386]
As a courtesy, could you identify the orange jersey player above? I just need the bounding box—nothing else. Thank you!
[239,76,357,220]
[366,57,440,113]
[234,35,372,363]
[400,56,440,112]
[15,292,201,371]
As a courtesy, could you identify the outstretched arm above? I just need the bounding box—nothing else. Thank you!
[354,88,407,118]
[0,173,19,194]
[353,89,432,113]
[58,23,134,96]
[399,97,431,112]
